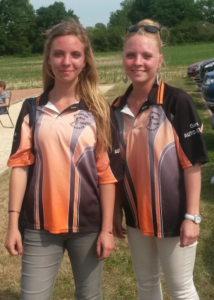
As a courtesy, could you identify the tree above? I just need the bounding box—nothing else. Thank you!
[87,24,109,52]
[128,0,199,27]
[196,0,214,23]
[0,0,36,55]
[33,1,79,53]
[107,26,124,51]
[108,0,134,27]
[36,1,79,30]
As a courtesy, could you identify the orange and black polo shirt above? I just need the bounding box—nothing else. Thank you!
[112,80,208,238]
[8,90,123,234]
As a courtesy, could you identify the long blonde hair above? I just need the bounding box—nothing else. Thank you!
[42,21,112,155]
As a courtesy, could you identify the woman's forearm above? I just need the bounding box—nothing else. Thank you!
[184,163,201,215]
[99,183,116,232]
[8,166,29,230]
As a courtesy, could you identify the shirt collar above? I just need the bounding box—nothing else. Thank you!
[37,90,90,112]
[112,78,165,110]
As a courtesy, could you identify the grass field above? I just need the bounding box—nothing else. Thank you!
[1,42,214,89]
[0,44,214,299]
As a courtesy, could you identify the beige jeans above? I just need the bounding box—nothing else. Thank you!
[127,226,199,300]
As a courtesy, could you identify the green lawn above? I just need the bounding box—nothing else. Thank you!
[1,42,214,89]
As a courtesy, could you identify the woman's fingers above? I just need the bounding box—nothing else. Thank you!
[5,230,23,256]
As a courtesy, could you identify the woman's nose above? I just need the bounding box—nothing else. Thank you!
[134,55,143,65]
[62,55,71,65]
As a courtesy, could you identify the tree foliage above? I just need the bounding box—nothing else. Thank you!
[196,0,214,23]
[89,0,214,52]
[1,0,214,55]
[33,2,79,53]
[0,0,79,55]
[0,0,35,55]
[128,0,199,27]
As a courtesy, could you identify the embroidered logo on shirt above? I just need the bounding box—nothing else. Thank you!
[146,112,160,131]
[70,112,91,129]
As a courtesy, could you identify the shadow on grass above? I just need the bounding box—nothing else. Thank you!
[0,289,19,300]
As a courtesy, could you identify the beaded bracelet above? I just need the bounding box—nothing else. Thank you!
[8,210,20,214]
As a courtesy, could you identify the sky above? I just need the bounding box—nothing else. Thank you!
[29,0,122,27]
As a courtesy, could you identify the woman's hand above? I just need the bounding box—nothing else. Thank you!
[5,228,23,256]
[180,219,200,247]
[96,231,114,261]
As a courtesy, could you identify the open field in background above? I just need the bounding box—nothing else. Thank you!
[0,44,214,299]
[1,43,214,89]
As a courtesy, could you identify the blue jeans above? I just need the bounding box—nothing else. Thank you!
[21,229,103,300]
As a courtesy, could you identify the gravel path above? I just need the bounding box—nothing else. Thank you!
[0,85,114,175]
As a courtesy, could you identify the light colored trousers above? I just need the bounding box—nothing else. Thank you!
[127,226,199,300]
[21,229,103,300]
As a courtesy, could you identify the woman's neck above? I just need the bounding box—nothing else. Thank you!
[48,80,80,111]
[130,79,155,104]
[127,78,155,117]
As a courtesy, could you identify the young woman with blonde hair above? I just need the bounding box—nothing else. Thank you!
[5,20,122,300]
[113,19,208,299]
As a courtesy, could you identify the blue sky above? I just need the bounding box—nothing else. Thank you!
[29,0,122,27]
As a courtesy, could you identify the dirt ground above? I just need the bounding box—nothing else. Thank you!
[10,88,43,104]
[0,85,114,175]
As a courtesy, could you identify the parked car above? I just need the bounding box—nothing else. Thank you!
[202,71,214,110]
[194,62,204,81]
[187,61,204,77]
[199,57,214,81]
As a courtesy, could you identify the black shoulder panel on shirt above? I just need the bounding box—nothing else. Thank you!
[161,84,208,165]
[108,106,124,180]
[9,97,37,157]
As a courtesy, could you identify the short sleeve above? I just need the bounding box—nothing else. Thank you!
[7,100,35,167]
[96,107,124,184]
[172,90,208,167]
[3,91,8,99]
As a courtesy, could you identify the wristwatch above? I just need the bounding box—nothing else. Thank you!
[184,213,201,224]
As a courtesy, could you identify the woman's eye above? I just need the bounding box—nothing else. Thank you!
[72,52,81,58]
[54,52,63,57]
[144,54,152,59]
[126,53,135,58]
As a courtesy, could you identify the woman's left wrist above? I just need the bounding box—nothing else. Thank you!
[101,229,113,234]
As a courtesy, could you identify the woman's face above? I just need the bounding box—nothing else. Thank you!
[49,34,85,85]
[0,86,4,93]
[123,34,163,86]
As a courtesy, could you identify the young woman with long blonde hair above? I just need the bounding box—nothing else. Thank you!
[5,21,122,300]
[113,19,208,300]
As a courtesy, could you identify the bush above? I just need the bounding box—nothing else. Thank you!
[169,21,214,45]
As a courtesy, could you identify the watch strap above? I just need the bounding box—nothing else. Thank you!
[184,213,195,221]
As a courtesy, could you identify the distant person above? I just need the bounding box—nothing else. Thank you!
[5,20,123,300]
[0,81,9,114]
[112,19,208,300]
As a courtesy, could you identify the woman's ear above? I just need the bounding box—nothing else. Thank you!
[158,54,164,70]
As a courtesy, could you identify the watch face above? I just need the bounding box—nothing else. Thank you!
[195,215,201,224]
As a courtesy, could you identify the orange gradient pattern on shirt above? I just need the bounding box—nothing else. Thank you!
[39,113,73,232]
[8,114,35,167]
